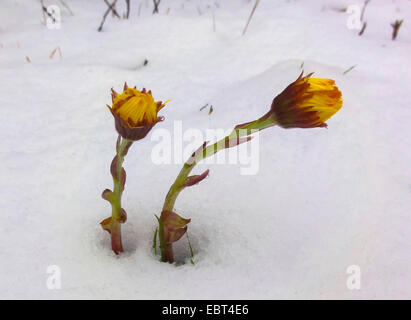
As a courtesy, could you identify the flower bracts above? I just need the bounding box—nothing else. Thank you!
[107,83,168,140]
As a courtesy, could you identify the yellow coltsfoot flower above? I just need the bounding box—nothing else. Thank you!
[107,83,169,140]
[102,83,169,255]
[270,72,342,128]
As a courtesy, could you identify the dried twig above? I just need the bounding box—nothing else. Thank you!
[105,0,121,18]
[125,0,130,19]
[199,104,208,111]
[98,0,119,32]
[40,0,46,24]
[153,0,161,14]
[359,0,370,36]
[360,0,370,21]
[343,65,356,75]
[49,46,63,60]
[358,22,367,36]
[40,0,56,23]
[242,0,260,36]
[60,0,74,16]
[391,20,403,40]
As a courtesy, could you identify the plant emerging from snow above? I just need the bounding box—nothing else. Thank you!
[101,83,168,254]
[155,72,343,263]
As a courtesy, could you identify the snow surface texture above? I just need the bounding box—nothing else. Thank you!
[1,0,410,299]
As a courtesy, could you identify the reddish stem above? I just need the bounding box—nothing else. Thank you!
[111,221,123,254]
[164,243,174,263]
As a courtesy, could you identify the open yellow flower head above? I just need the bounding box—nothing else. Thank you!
[270,72,342,128]
[107,83,169,140]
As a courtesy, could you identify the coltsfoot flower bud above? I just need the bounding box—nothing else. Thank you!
[107,83,169,140]
[270,72,342,128]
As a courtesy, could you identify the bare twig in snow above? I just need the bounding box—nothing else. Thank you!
[49,46,63,60]
[104,0,121,18]
[98,0,119,32]
[358,22,367,36]
[40,0,56,24]
[242,0,260,36]
[40,0,46,24]
[153,0,161,14]
[343,65,356,75]
[359,0,370,36]
[199,104,208,111]
[331,6,347,13]
[360,0,370,22]
[125,0,130,19]
[60,0,74,16]
[391,19,403,40]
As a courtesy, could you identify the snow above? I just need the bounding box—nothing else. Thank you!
[1,0,410,299]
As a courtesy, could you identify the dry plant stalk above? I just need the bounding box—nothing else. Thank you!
[49,46,62,60]
[98,0,119,32]
[242,0,260,36]
[40,0,47,25]
[125,0,130,19]
[358,0,370,36]
[391,20,403,40]
[153,0,161,14]
[60,0,74,16]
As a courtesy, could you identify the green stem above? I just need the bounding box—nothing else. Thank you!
[162,113,274,212]
[162,163,196,212]
[158,113,276,262]
[109,136,132,254]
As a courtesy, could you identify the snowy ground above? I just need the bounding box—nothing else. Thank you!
[1,0,410,299]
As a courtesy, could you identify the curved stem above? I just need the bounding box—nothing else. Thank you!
[158,113,276,262]
[162,163,195,212]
